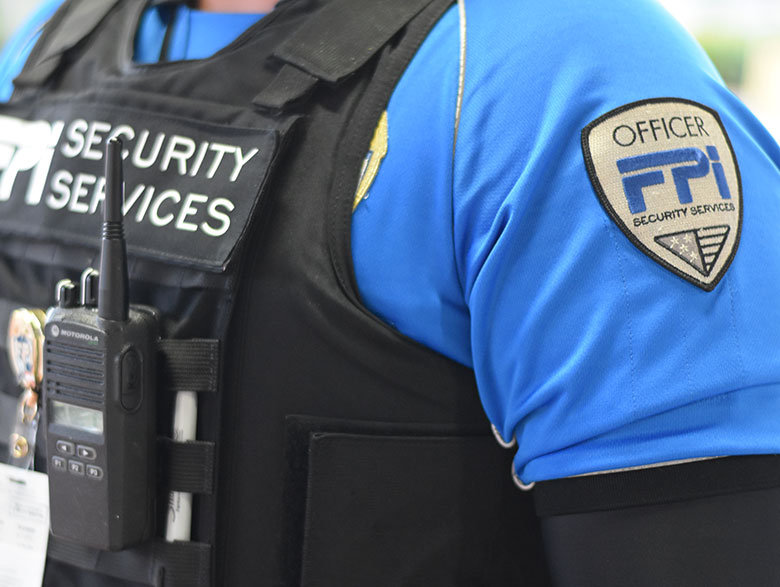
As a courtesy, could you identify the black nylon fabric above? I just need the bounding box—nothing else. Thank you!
[1,0,551,585]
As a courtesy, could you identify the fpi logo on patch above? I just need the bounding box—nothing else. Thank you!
[582,98,741,290]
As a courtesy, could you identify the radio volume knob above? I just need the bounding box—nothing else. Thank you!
[57,280,78,309]
[120,347,143,411]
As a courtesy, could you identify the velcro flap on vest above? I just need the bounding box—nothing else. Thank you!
[273,0,441,83]
[281,417,547,586]
[159,436,216,495]
[0,103,280,271]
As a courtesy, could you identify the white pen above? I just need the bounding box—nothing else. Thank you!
[165,390,198,542]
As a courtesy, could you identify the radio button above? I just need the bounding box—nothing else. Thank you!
[56,440,75,455]
[77,445,97,460]
[51,456,67,471]
[68,460,85,476]
[86,465,104,480]
[121,347,143,411]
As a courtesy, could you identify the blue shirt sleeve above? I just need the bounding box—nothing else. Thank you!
[0,0,64,102]
[353,0,780,482]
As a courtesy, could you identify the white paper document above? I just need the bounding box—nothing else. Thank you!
[0,463,49,587]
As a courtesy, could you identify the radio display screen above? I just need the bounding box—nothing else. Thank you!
[50,400,104,435]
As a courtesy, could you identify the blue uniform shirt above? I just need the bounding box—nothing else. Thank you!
[3,0,780,483]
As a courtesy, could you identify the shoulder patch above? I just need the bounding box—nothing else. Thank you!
[582,98,742,291]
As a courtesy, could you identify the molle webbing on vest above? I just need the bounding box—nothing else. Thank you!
[157,339,220,394]
[159,436,215,495]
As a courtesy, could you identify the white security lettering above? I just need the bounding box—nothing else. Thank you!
[188,141,210,177]
[149,189,180,227]
[132,186,157,223]
[132,130,166,169]
[46,169,73,210]
[68,173,96,213]
[0,116,24,181]
[160,135,197,175]
[0,117,64,205]
[109,125,136,160]
[123,183,149,217]
[230,147,258,182]
[0,115,248,245]
[88,175,107,214]
[175,193,209,232]
[25,121,64,205]
[202,197,234,237]
[83,121,112,160]
[205,143,234,179]
[61,119,88,159]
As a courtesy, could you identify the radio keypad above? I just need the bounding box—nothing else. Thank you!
[51,456,67,471]
[76,445,96,460]
[68,460,85,476]
[55,440,75,455]
[86,465,104,480]
[52,441,102,481]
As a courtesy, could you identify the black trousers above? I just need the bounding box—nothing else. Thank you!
[538,456,780,586]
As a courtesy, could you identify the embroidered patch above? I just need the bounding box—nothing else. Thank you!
[582,98,742,291]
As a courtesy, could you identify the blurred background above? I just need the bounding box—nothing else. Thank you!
[657,0,780,139]
[0,2,31,42]
[0,0,779,137]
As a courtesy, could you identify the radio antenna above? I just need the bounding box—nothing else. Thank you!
[98,137,129,322]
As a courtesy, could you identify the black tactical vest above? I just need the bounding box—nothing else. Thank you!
[0,0,550,584]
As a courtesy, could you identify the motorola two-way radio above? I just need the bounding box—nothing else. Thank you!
[43,137,160,551]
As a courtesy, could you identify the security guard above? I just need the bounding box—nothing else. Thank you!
[2,0,780,585]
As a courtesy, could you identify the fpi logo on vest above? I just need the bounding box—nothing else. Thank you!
[582,98,741,291]
[0,107,276,269]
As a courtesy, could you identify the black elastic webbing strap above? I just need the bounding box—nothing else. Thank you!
[13,0,121,88]
[534,454,780,517]
[48,537,212,587]
[153,541,212,587]
[156,339,219,492]
[158,437,216,494]
[253,0,438,109]
[157,339,220,394]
